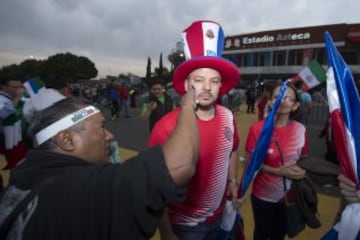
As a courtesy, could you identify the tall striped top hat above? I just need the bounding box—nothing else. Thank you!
[173,20,240,95]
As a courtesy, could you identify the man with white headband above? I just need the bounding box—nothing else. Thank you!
[0,87,199,239]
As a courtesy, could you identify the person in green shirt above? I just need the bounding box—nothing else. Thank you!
[140,80,175,132]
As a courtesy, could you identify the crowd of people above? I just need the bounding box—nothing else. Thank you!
[0,19,359,240]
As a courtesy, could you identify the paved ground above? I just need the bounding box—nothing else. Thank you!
[102,104,150,152]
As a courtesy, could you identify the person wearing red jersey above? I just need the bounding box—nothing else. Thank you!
[148,20,241,240]
[118,82,130,118]
[245,83,308,240]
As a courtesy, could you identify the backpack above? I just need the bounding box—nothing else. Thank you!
[0,176,58,238]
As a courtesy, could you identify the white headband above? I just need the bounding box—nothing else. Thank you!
[35,105,100,145]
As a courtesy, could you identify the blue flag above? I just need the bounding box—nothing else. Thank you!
[238,80,288,198]
[217,80,288,240]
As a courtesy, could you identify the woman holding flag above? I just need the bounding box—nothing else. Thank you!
[245,82,308,240]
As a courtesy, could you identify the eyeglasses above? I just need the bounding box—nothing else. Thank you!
[272,95,296,102]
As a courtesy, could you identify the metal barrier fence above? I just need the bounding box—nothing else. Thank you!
[308,102,329,126]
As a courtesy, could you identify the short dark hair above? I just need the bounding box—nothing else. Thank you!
[43,74,68,90]
[151,79,166,87]
[0,76,20,86]
[29,97,92,149]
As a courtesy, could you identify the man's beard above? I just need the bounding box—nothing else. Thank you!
[197,100,216,111]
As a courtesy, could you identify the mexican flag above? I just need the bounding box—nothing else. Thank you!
[295,59,327,91]
[2,101,27,169]
[23,77,45,97]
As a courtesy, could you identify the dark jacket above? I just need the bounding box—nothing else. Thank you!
[0,147,184,239]
[149,94,174,132]
[293,176,321,229]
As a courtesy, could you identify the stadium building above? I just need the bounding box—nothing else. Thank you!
[223,23,360,85]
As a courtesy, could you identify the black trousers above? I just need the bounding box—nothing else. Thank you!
[110,100,119,117]
[251,194,287,240]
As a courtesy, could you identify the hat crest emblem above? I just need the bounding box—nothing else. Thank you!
[206,29,215,39]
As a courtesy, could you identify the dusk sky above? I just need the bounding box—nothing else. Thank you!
[0,0,359,78]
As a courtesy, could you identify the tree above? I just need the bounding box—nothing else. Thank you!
[168,41,185,72]
[145,57,152,87]
[0,52,98,84]
[18,59,43,79]
[158,52,163,78]
[75,56,97,79]
[118,73,128,78]
[151,52,173,84]
[42,52,97,81]
[0,64,21,80]
[146,57,152,79]
[153,66,171,84]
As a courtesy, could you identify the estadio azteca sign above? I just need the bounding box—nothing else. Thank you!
[225,32,311,48]
[224,23,360,50]
[242,32,310,44]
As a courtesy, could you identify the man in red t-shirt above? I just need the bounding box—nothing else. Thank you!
[148,20,241,240]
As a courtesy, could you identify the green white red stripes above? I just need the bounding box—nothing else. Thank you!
[297,59,327,91]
